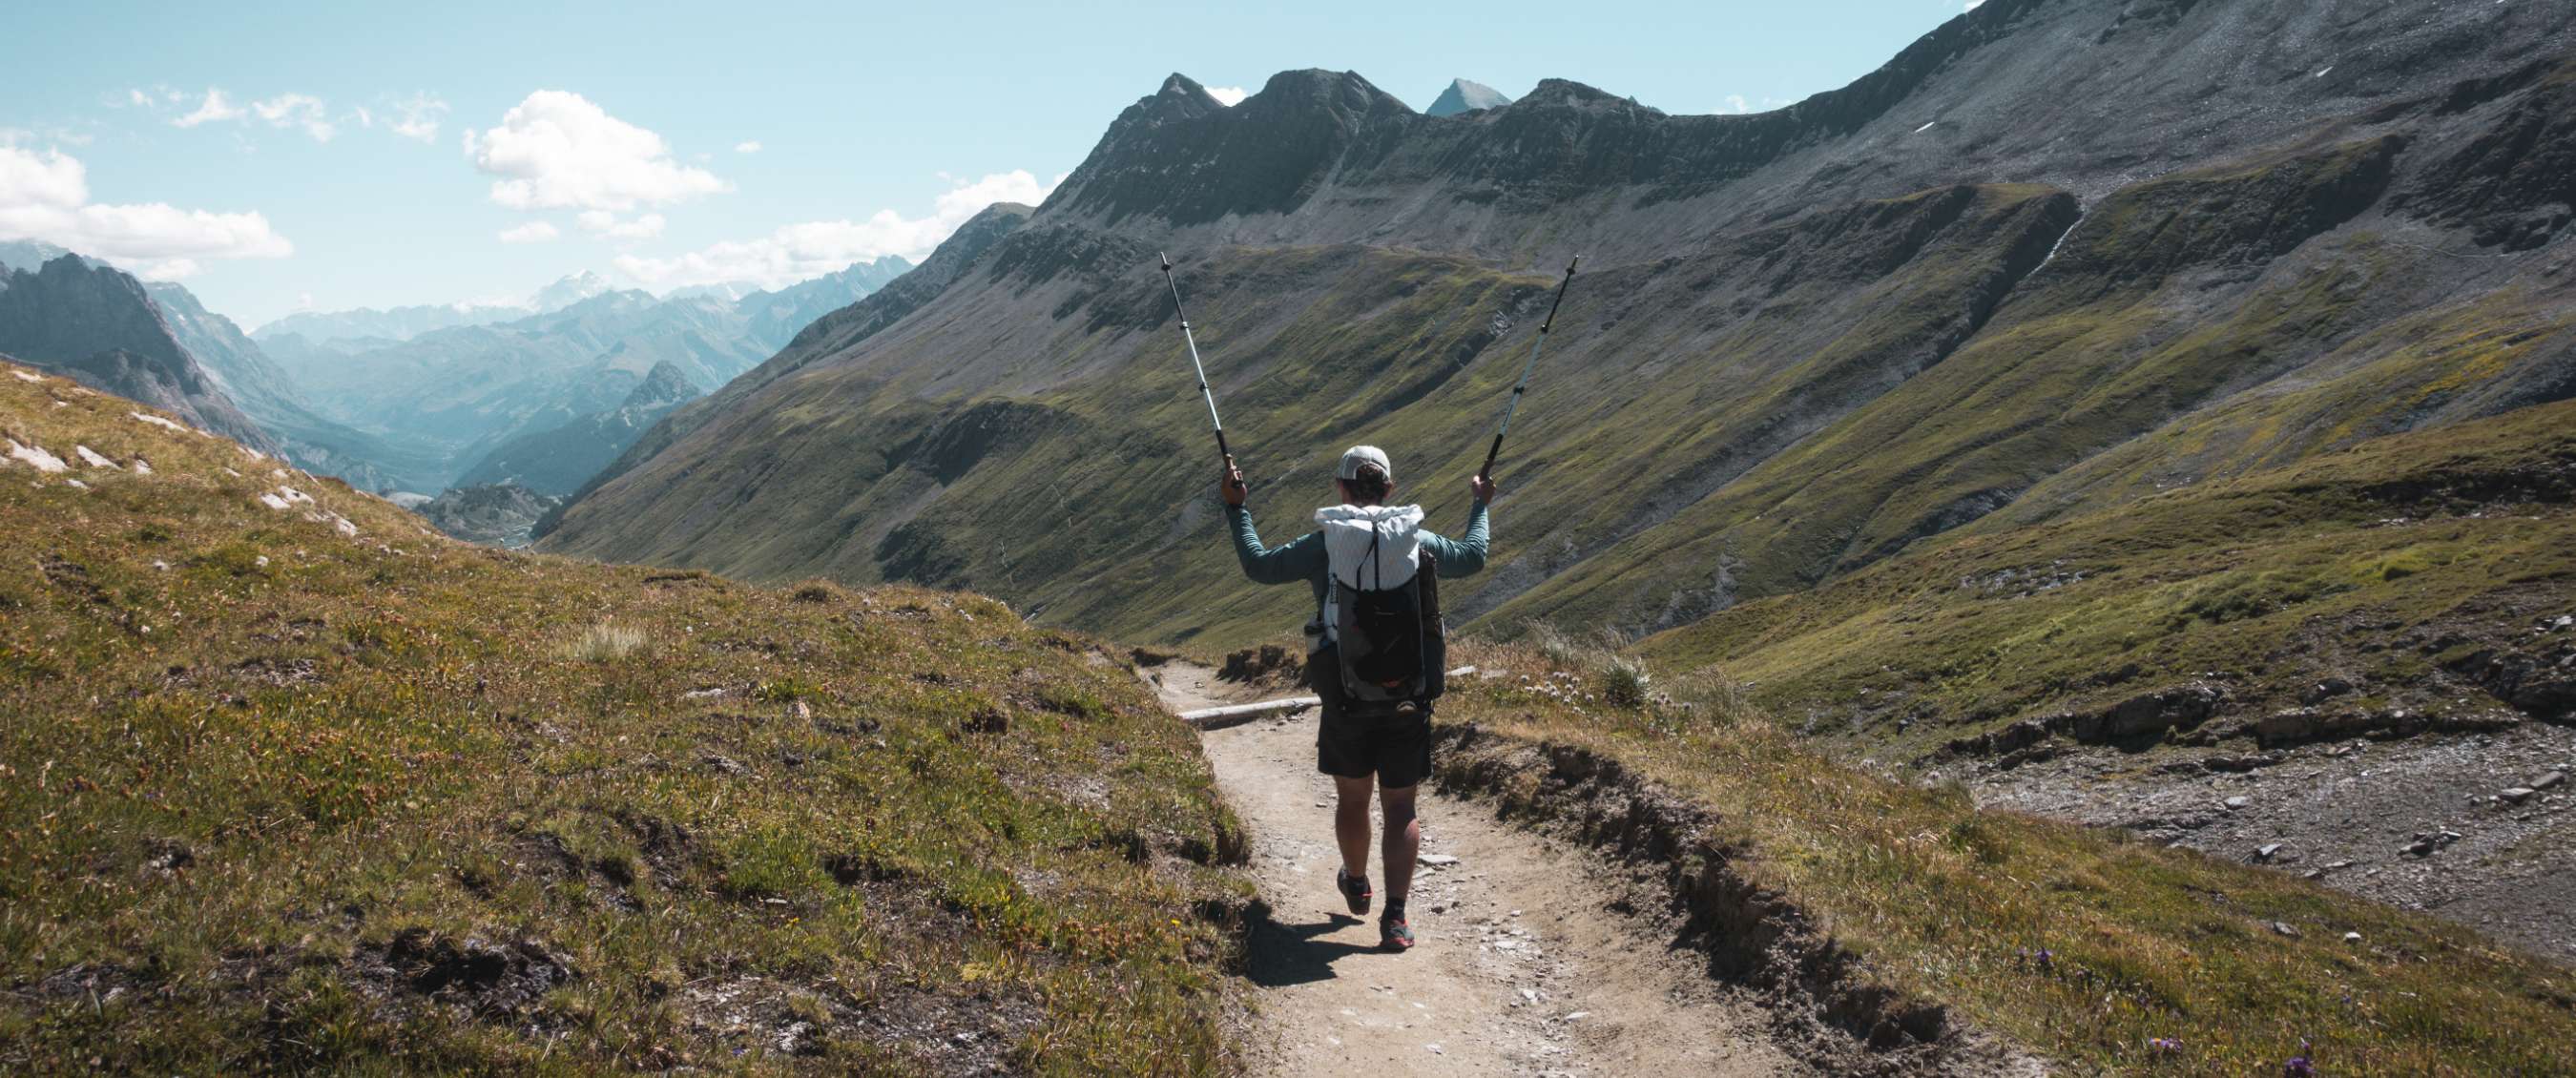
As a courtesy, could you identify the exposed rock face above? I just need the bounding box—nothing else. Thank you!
[0,256,280,454]
[455,360,705,496]
[1425,78,1513,117]
[413,483,564,548]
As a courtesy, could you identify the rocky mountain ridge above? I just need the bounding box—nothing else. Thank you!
[544,0,2576,643]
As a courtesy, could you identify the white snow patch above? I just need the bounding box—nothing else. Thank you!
[75,446,120,469]
[2033,210,2088,274]
[130,412,195,435]
[6,439,68,473]
[1914,121,1937,133]
[10,370,41,383]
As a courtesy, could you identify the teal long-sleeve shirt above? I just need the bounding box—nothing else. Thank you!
[1227,502,1490,612]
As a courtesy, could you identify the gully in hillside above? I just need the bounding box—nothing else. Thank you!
[1223,446,1494,952]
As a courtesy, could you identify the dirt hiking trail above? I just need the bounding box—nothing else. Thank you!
[1148,661,1811,1077]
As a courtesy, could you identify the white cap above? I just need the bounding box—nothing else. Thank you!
[1336,445,1393,482]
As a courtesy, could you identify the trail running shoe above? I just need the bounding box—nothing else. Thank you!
[1381,914,1415,952]
[1337,868,1373,915]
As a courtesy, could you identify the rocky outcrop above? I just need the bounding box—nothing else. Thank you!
[0,256,280,454]
[414,484,564,548]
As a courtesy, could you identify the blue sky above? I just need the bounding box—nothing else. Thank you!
[2,0,1973,328]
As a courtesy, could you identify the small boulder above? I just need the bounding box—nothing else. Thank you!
[2533,771,2567,792]
[2224,796,2252,810]
[2501,787,2537,805]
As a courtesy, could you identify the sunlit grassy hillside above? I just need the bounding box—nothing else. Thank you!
[0,362,1247,1075]
[1638,396,2576,762]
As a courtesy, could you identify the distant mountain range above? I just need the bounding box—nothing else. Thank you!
[1425,78,1513,116]
[0,238,909,496]
[452,359,704,495]
[253,270,613,346]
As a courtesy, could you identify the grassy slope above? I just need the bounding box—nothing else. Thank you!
[544,184,2077,653]
[1479,135,2563,634]
[1635,396,2576,760]
[0,363,1248,1075]
[1435,637,2576,1075]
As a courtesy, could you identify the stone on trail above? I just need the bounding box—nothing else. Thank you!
[1421,853,1460,866]
[2224,796,2251,810]
[2501,787,2538,805]
[2534,771,2567,792]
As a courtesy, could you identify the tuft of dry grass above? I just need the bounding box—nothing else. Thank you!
[558,620,648,661]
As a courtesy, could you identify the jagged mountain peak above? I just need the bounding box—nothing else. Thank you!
[1241,68,1415,116]
[1426,78,1515,117]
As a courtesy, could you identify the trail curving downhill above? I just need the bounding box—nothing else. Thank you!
[1148,661,1810,1077]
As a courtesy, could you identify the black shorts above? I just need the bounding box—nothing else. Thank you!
[1310,647,1432,788]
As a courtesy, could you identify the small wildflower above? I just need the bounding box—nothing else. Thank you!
[2150,1037,2183,1053]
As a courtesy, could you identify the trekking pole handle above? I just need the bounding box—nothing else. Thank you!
[1479,256,1580,482]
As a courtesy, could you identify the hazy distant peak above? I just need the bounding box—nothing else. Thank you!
[1426,78,1514,116]
[530,271,612,312]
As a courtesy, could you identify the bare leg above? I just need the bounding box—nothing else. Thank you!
[1334,775,1376,881]
[1380,782,1421,911]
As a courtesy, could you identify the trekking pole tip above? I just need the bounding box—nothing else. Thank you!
[1159,252,1173,271]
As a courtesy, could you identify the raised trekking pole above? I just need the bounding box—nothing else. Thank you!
[1479,256,1581,482]
[1158,253,1235,470]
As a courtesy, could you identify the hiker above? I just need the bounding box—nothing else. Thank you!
[1222,445,1492,951]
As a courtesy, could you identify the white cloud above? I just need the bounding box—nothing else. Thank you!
[577,210,665,240]
[126,89,152,107]
[170,88,342,141]
[389,93,447,143]
[613,169,1057,290]
[1714,94,1791,114]
[1206,86,1249,107]
[497,220,560,243]
[0,144,293,273]
[250,93,336,141]
[465,91,728,212]
[734,140,762,154]
[173,88,245,128]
